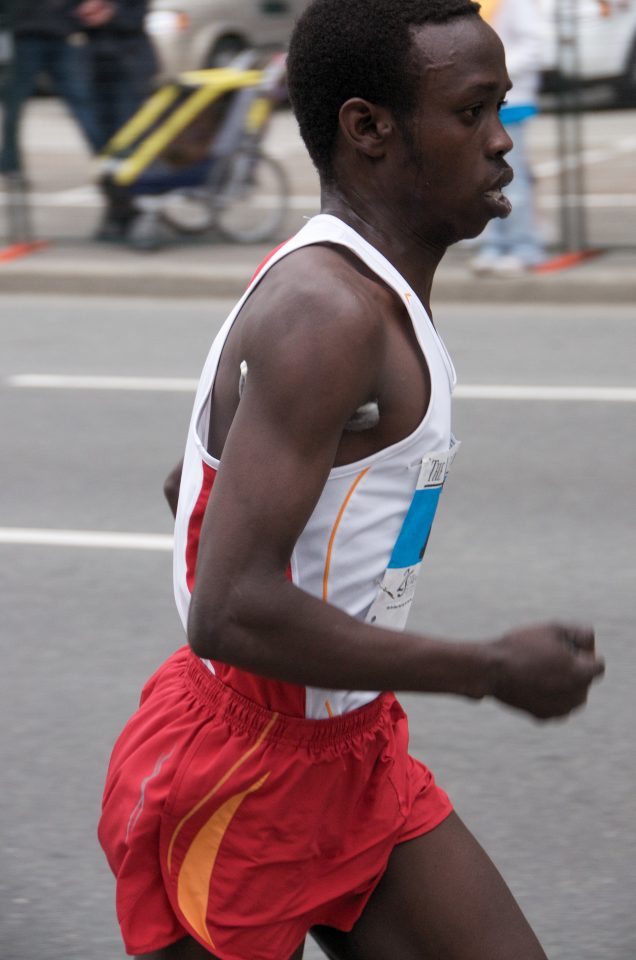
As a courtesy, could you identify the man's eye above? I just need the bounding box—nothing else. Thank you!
[464,104,483,119]
[498,99,509,111]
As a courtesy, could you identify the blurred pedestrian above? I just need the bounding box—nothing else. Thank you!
[0,0,102,181]
[471,0,546,275]
[74,0,157,151]
[74,0,158,239]
[0,0,157,238]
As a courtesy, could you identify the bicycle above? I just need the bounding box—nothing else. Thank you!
[98,51,290,249]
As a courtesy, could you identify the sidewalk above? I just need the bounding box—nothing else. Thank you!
[1,231,634,303]
[1,99,635,303]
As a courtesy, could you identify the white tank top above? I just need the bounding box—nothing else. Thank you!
[173,214,459,719]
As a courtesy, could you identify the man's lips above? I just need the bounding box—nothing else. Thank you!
[483,169,514,218]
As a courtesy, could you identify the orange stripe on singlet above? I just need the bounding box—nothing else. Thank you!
[322,467,370,601]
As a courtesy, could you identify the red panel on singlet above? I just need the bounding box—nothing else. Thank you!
[247,240,288,286]
[185,461,217,592]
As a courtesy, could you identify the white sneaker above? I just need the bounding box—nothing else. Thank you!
[490,254,529,278]
[470,252,499,275]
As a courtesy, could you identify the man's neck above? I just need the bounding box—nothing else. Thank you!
[319,186,447,315]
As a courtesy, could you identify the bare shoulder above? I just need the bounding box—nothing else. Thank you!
[208,242,403,461]
[243,244,393,369]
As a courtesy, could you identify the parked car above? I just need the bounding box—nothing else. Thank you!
[145,0,308,76]
[539,0,636,101]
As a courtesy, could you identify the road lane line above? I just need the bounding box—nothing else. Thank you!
[454,385,636,402]
[6,375,636,402]
[0,527,173,550]
[534,136,636,179]
[7,374,199,391]
[538,193,636,208]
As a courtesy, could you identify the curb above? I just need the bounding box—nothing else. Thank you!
[0,267,249,299]
[1,245,634,302]
[1,267,632,303]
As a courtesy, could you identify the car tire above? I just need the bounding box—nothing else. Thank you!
[205,36,247,69]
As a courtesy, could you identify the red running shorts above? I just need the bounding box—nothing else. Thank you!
[98,647,452,959]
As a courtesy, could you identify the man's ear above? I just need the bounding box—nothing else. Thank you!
[338,98,394,158]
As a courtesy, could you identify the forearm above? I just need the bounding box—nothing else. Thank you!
[188,574,496,700]
[189,571,603,720]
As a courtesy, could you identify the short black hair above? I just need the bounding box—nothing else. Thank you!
[287,0,480,181]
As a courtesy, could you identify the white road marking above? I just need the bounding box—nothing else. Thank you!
[3,380,634,552]
[0,190,636,212]
[538,194,636,208]
[0,527,173,550]
[0,186,102,206]
[454,385,636,402]
[533,136,636,179]
[1,133,633,209]
[1,191,635,210]
[6,374,636,402]
[7,374,199,391]
[289,194,636,209]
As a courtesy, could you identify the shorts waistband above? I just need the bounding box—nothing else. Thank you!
[184,650,389,749]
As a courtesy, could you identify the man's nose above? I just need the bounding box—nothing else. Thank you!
[491,119,513,158]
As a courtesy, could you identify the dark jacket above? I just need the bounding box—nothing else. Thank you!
[100,0,150,34]
[8,0,150,37]
[9,0,79,37]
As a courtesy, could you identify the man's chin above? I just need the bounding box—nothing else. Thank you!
[450,222,490,245]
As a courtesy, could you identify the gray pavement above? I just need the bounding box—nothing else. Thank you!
[1,293,635,960]
[1,99,635,303]
[1,94,635,960]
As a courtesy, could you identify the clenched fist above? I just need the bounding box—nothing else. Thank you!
[490,623,605,720]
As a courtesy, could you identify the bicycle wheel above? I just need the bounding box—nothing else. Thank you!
[160,188,217,236]
[214,150,289,244]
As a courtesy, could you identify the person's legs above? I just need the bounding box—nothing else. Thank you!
[471,123,544,273]
[112,35,157,134]
[0,35,43,173]
[137,933,305,960]
[312,811,548,960]
[498,124,544,267]
[91,33,157,148]
[88,34,157,239]
[49,36,102,152]
[472,204,505,262]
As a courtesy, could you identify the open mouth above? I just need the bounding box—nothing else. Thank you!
[483,187,512,218]
[483,169,513,218]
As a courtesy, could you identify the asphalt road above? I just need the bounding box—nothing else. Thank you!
[1,293,634,960]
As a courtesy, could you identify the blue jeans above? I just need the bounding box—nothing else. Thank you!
[478,121,544,266]
[88,32,157,150]
[1,33,101,173]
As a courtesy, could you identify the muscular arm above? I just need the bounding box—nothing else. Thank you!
[186,265,603,720]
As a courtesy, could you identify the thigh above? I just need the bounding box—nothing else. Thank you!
[51,40,103,150]
[137,933,305,960]
[5,37,41,103]
[137,937,212,960]
[108,36,157,129]
[312,811,547,960]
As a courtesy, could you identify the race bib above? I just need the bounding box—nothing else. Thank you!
[365,439,460,630]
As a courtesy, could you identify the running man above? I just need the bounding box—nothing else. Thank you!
[99,2,605,958]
